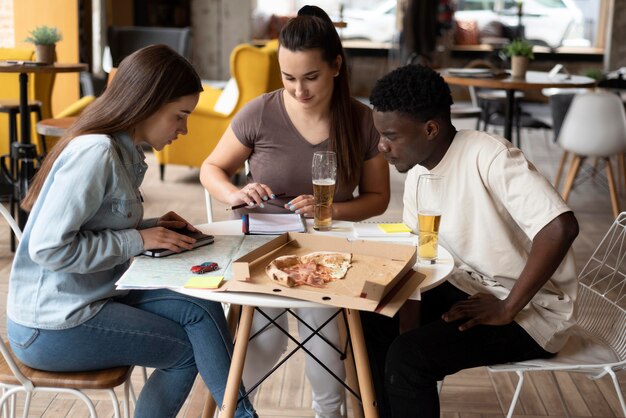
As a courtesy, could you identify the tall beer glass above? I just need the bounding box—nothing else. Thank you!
[417,174,443,263]
[312,151,337,231]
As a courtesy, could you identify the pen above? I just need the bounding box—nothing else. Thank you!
[229,193,286,211]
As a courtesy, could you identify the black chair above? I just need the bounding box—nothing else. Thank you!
[107,26,192,66]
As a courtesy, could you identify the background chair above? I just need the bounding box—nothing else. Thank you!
[555,92,626,218]
[487,211,626,418]
[107,26,192,66]
[154,41,282,180]
[0,203,135,418]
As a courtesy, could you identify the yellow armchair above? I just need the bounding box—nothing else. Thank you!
[154,41,282,180]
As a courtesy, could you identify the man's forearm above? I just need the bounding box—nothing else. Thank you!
[504,211,579,316]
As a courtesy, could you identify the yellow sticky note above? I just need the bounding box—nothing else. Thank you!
[378,223,412,234]
[184,276,224,289]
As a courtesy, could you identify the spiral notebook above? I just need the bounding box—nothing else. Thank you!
[242,213,306,235]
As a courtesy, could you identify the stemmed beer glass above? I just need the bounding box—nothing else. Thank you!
[417,174,444,263]
[312,151,337,231]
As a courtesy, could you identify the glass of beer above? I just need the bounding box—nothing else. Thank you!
[312,151,337,231]
[417,174,444,263]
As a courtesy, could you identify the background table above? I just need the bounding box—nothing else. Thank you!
[0,62,87,229]
[173,219,453,418]
[441,70,595,146]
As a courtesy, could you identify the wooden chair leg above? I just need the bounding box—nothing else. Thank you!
[202,395,217,418]
[561,155,583,203]
[554,150,569,190]
[591,157,599,179]
[617,154,625,193]
[619,153,626,195]
[605,157,621,218]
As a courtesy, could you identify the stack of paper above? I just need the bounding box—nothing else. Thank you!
[353,222,412,238]
[244,213,306,235]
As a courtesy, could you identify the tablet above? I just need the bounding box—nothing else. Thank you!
[141,229,214,258]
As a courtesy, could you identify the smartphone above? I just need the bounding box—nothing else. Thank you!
[141,229,214,258]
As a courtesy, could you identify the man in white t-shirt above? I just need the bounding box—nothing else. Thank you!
[362,64,579,418]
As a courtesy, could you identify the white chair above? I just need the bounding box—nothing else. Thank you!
[488,211,626,418]
[204,189,214,224]
[204,160,250,224]
[556,92,626,218]
[0,204,135,418]
[450,86,482,121]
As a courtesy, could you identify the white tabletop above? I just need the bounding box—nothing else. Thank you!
[174,219,453,309]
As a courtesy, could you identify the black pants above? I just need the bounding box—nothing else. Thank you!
[361,281,553,418]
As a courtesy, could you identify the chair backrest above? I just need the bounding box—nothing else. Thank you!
[0,203,22,242]
[577,211,626,360]
[204,189,214,224]
[229,43,280,117]
[107,26,192,66]
[558,92,626,157]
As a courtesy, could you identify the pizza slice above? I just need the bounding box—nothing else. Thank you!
[300,251,352,281]
[265,251,352,288]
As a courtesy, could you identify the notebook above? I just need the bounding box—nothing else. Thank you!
[242,213,306,235]
[141,229,214,258]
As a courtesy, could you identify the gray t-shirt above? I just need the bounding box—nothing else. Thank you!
[231,89,380,213]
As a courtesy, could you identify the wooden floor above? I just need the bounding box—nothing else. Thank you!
[0,113,624,417]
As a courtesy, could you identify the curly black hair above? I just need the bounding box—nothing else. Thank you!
[369,65,453,122]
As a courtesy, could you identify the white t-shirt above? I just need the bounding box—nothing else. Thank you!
[403,130,577,352]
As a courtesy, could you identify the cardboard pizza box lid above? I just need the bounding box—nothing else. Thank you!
[226,232,425,317]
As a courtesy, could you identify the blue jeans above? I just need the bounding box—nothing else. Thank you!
[7,289,256,418]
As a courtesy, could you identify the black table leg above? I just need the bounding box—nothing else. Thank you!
[11,143,37,231]
[14,72,35,230]
[504,89,515,145]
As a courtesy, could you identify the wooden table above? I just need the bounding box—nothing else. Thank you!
[36,116,77,137]
[172,220,454,418]
[441,70,595,145]
[0,62,87,229]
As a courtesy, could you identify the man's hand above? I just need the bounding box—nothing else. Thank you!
[442,293,516,331]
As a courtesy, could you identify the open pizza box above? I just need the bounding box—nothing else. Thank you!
[224,232,425,317]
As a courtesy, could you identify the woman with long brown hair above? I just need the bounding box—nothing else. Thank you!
[200,6,390,417]
[8,45,257,418]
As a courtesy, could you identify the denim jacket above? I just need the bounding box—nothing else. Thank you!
[7,132,156,329]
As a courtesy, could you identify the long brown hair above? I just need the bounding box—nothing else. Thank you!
[22,44,202,211]
[279,5,361,187]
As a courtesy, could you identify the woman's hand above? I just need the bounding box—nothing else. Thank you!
[285,194,315,218]
[155,211,197,232]
[231,182,275,208]
[139,226,196,252]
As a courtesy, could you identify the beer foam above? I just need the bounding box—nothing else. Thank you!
[313,178,336,186]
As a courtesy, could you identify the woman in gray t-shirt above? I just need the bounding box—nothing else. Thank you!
[200,6,390,418]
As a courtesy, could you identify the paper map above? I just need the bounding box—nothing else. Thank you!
[116,235,275,290]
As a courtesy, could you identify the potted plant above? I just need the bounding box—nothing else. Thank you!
[503,38,534,78]
[24,25,62,64]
